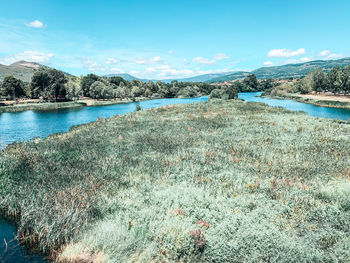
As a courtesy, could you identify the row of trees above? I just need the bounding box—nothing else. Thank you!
[297,65,350,94]
[0,68,70,101]
[1,67,274,101]
[80,73,219,100]
[266,65,350,96]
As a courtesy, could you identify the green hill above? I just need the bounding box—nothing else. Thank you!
[0,61,45,82]
[208,57,350,83]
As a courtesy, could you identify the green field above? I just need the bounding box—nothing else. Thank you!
[1,100,350,262]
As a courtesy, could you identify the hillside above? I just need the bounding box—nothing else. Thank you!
[104,72,234,83]
[208,57,350,83]
[104,73,148,82]
[0,61,43,82]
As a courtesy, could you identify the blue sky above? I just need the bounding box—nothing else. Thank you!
[0,0,349,79]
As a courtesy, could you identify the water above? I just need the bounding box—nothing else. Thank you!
[0,218,47,263]
[1,93,350,262]
[238,92,350,121]
[0,96,208,149]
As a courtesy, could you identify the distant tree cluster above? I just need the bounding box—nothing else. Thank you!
[218,74,276,93]
[79,73,219,100]
[266,65,350,96]
[0,76,27,100]
[2,67,266,102]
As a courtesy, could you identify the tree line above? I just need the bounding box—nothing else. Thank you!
[0,67,222,101]
[0,67,273,101]
[266,65,350,96]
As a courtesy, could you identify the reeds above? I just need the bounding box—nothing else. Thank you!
[1,99,350,262]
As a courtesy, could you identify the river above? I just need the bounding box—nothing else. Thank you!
[1,92,350,262]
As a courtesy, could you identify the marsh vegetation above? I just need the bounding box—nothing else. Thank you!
[1,99,350,262]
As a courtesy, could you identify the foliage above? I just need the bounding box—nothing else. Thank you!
[0,76,26,99]
[1,100,350,262]
[89,81,115,99]
[81,74,100,97]
[30,68,68,100]
[266,65,350,96]
[210,86,238,100]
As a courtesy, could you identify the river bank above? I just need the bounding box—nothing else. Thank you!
[263,93,350,110]
[0,99,141,113]
[1,99,350,262]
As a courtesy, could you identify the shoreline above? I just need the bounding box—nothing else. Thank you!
[0,98,145,113]
[262,93,350,110]
[0,96,204,114]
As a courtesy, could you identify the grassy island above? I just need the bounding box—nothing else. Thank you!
[1,100,350,262]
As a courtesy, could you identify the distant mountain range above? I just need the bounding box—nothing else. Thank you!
[208,58,350,83]
[1,58,350,83]
[104,72,234,83]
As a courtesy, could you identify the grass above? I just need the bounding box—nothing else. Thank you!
[0,101,86,113]
[1,99,350,262]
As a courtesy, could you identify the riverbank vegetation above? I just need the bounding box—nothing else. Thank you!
[0,67,268,113]
[265,65,350,96]
[1,99,350,262]
[263,65,350,109]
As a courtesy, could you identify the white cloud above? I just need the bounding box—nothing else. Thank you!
[82,59,107,72]
[106,58,119,65]
[0,50,54,65]
[168,50,174,55]
[26,20,44,28]
[263,61,274,66]
[267,48,306,58]
[192,56,215,65]
[213,53,230,60]
[299,57,314,62]
[136,56,163,65]
[192,53,230,65]
[145,67,156,73]
[318,50,343,60]
[110,67,122,73]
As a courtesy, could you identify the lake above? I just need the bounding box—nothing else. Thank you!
[1,92,350,262]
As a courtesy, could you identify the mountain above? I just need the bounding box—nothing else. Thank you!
[160,72,235,83]
[208,58,350,83]
[104,73,148,82]
[105,72,235,83]
[0,61,44,82]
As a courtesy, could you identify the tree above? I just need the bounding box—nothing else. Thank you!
[260,79,274,91]
[328,66,341,94]
[131,86,142,97]
[89,81,115,99]
[66,80,82,101]
[30,68,67,100]
[243,74,259,91]
[49,69,68,101]
[81,74,100,97]
[1,76,25,100]
[109,76,127,86]
[312,68,328,94]
[338,65,350,95]
[30,68,51,98]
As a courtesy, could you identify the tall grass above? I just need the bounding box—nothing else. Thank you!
[1,100,350,262]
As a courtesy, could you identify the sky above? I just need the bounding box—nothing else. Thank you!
[0,0,349,79]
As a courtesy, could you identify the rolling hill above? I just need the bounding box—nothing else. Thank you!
[208,57,350,83]
[0,61,43,82]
